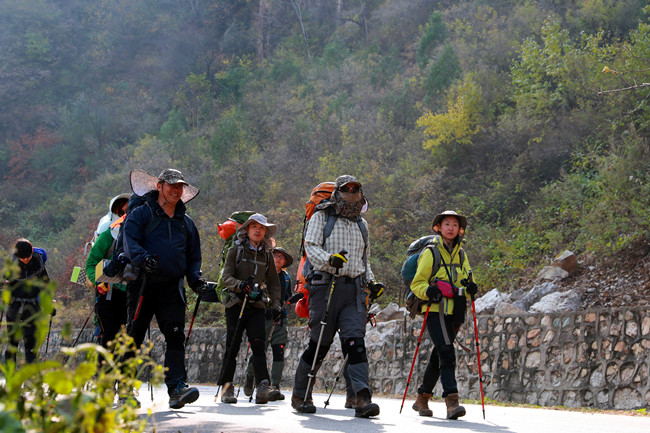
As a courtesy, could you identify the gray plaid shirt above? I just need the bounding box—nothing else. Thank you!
[304,210,375,281]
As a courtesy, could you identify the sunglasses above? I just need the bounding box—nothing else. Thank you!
[339,185,360,193]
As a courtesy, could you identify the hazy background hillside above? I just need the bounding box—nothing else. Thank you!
[1,0,648,325]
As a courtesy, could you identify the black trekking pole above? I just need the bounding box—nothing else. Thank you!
[215,293,249,400]
[466,272,485,419]
[186,295,201,341]
[400,300,432,413]
[42,300,56,361]
[300,250,347,413]
[64,309,93,364]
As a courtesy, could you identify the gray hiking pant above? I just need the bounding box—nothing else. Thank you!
[293,276,370,398]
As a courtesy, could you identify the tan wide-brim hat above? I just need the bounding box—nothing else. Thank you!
[237,213,278,241]
[130,169,199,203]
[432,210,468,231]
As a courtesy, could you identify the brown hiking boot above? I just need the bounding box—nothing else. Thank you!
[344,397,356,409]
[412,392,433,417]
[444,393,466,420]
[255,379,282,404]
[291,394,316,414]
[220,382,237,404]
[354,389,380,418]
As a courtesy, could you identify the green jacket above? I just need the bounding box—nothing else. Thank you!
[85,228,126,292]
[410,235,471,315]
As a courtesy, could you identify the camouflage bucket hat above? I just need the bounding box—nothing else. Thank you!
[335,175,362,189]
[130,169,200,203]
[432,210,468,231]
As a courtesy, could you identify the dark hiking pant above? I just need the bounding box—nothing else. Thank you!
[418,312,459,397]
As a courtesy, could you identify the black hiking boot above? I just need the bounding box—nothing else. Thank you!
[168,382,199,409]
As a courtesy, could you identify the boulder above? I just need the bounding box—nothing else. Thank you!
[495,302,525,315]
[474,288,507,314]
[529,290,583,313]
[537,265,569,281]
[513,282,559,311]
[373,302,406,322]
[552,250,579,274]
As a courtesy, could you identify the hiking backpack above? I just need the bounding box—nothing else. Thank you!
[215,211,256,305]
[294,182,368,318]
[400,235,465,318]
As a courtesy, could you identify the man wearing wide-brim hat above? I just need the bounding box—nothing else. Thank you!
[122,168,206,410]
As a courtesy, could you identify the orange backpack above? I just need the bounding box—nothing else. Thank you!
[294,182,336,317]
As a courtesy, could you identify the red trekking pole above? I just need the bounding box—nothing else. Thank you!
[468,273,486,419]
[400,301,432,413]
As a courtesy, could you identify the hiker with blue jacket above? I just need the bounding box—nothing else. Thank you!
[4,238,50,364]
[122,168,207,410]
[409,210,477,419]
[291,175,384,418]
[218,213,283,405]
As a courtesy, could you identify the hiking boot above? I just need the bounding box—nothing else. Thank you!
[168,382,199,410]
[444,393,466,420]
[412,392,433,417]
[255,379,282,404]
[354,388,380,418]
[344,397,356,409]
[291,394,316,414]
[244,374,255,397]
[273,384,286,401]
[220,382,237,404]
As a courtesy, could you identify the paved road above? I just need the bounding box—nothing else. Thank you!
[137,384,649,433]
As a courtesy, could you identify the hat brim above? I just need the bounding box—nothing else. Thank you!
[272,248,294,267]
[238,215,277,241]
[432,212,468,230]
[130,169,199,203]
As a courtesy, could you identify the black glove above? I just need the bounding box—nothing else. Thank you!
[271,307,283,322]
[368,281,385,301]
[265,309,273,320]
[143,255,158,273]
[328,252,348,269]
[191,278,208,296]
[426,283,443,304]
[51,307,57,317]
[287,293,304,304]
[104,252,129,277]
[465,281,478,297]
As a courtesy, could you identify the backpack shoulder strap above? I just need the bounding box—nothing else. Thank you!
[425,244,441,284]
[322,207,338,242]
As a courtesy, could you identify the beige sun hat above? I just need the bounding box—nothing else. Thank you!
[431,210,468,231]
[129,169,199,203]
[237,213,278,241]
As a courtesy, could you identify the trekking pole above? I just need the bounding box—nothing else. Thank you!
[42,300,56,361]
[133,273,148,322]
[300,250,347,413]
[467,272,485,419]
[215,293,249,400]
[148,326,154,402]
[186,295,201,341]
[400,300,432,413]
[64,309,93,364]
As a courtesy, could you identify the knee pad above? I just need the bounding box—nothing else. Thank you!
[162,322,185,350]
[343,337,367,365]
[301,340,331,364]
[271,344,284,362]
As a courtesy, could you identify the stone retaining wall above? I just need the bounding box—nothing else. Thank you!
[36,307,649,410]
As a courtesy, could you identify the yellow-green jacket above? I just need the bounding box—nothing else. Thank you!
[410,235,472,315]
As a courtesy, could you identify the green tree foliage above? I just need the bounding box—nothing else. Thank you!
[1,0,649,310]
